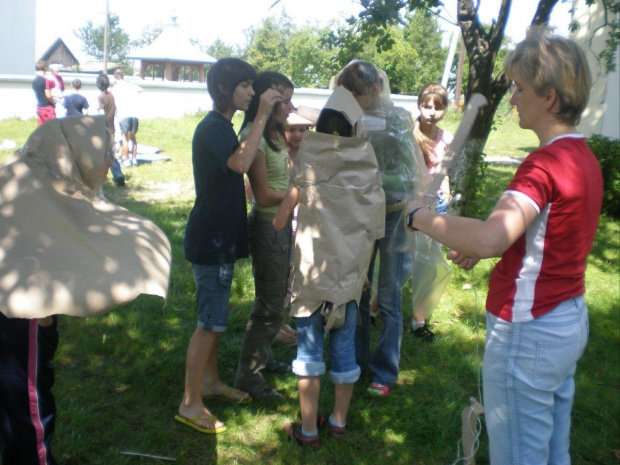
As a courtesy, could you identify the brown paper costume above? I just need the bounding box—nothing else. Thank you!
[289,88,385,328]
[0,116,171,319]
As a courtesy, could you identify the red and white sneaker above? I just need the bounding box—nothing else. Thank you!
[367,382,390,397]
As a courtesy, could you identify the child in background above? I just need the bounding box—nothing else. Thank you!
[413,83,454,215]
[275,112,315,346]
[409,83,454,340]
[96,73,125,187]
[63,79,89,116]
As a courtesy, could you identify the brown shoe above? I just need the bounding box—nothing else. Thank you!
[283,421,320,450]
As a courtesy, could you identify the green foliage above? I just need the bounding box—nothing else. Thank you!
[287,26,339,88]
[587,134,620,219]
[244,14,294,74]
[210,14,340,89]
[325,9,447,93]
[74,14,130,63]
[205,38,241,59]
[130,23,164,49]
[402,11,446,93]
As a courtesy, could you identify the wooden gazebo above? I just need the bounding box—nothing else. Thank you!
[127,18,216,83]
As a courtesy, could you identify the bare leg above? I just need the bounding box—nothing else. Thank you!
[298,376,320,434]
[129,133,137,160]
[178,326,224,429]
[413,306,425,324]
[332,383,354,426]
[370,293,379,317]
[201,340,249,401]
[121,133,130,161]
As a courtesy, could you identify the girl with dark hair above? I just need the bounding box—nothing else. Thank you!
[178,58,283,434]
[234,71,295,400]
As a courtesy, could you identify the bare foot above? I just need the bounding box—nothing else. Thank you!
[201,383,250,402]
[275,323,297,345]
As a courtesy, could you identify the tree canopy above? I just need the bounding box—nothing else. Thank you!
[74,14,129,63]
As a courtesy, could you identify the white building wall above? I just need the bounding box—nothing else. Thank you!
[0,73,420,121]
[0,0,36,75]
[573,0,620,139]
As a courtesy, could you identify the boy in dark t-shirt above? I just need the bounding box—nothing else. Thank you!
[63,79,89,116]
[32,60,56,125]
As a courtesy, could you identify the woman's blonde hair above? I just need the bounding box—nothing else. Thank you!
[413,83,449,168]
[504,25,591,126]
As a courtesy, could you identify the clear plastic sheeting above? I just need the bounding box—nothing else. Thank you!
[365,105,429,204]
[368,66,447,321]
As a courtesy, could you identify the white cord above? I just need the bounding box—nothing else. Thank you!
[449,267,484,465]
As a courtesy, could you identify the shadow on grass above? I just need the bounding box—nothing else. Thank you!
[51,165,618,464]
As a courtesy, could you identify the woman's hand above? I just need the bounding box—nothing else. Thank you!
[446,250,479,270]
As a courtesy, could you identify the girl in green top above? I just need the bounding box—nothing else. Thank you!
[234,72,296,399]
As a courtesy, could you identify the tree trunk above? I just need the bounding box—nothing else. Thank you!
[453,0,560,215]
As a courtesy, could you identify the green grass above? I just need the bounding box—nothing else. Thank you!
[1,114,618,464]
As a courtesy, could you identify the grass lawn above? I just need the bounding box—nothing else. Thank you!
[0,114,618,465]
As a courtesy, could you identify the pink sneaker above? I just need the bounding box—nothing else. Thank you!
[367,382,390,397]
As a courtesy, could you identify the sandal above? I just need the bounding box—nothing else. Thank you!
[317,414,346,440]
[174,414,226,434]
[283,421,320,450]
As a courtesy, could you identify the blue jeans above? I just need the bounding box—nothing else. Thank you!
[435,192,449,215]
[483,296,589,465]
[192,263,234,332]
[293,300,361,384]
[355,210,411,387]
[107,147,124,184]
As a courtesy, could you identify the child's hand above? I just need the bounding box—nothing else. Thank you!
[446,250,479,270]
[257,88,283,119]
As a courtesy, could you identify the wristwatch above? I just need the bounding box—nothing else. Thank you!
[406,206,426,231]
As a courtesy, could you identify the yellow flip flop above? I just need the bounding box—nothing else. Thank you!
[203,387,252,404]
[174,414,227,434]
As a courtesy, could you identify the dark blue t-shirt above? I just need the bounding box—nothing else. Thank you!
[184,111,248,265]
[63,93,89,116]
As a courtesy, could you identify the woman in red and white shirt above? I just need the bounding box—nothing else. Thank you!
[405,26,602,464]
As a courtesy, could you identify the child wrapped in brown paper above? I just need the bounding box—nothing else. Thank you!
[275,86,385,449]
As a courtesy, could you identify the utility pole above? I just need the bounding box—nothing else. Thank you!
[103,0,109,73]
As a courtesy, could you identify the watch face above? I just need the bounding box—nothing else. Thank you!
[406,211,414,229]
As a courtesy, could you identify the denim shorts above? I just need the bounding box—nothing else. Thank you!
[120,117,139,134]
[192,263,234,332]
[293,300,361,384]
